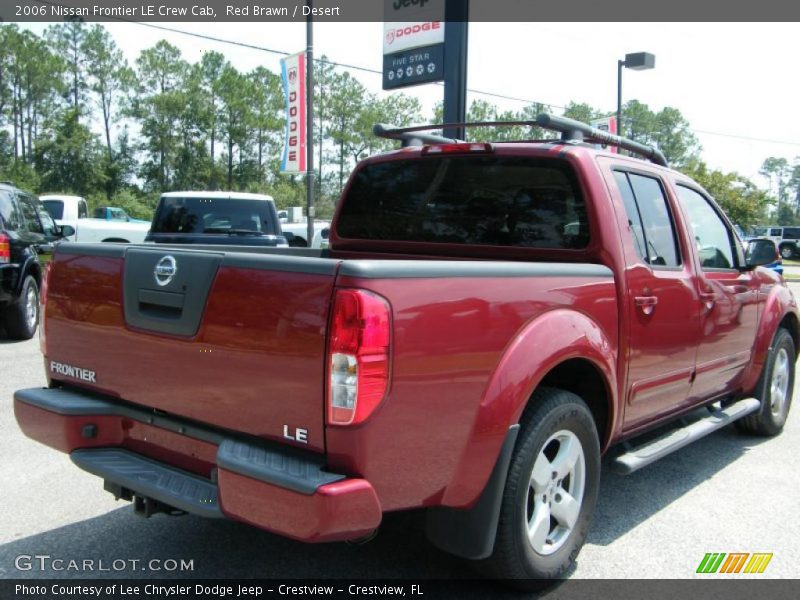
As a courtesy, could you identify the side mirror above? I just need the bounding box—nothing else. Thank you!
[745,238,778,268]
[59,225,76,238]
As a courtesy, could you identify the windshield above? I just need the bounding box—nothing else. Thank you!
[42,200,64,220]
[151,196,279,235]
[337,156,589,249]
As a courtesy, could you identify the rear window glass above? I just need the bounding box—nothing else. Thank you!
[337,156,589,249]
[151,197,279,235]
[42,200,64,220]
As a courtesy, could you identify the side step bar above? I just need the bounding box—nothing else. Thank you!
[611,398,760,475]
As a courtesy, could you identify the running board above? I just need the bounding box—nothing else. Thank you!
[611,398,760,475]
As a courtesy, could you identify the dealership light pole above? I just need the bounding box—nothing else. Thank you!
[306,1,315,245]
[617,52,655,138]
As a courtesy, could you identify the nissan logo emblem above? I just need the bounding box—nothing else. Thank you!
[154,255,177,287]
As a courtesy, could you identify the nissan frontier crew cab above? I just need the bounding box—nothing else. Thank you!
[14,115,797,587]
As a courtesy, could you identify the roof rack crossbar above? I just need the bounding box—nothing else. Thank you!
[535,114,669,167]
[374,115,669,168]
[373,123,459,147]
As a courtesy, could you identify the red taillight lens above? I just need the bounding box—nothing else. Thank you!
[422,143,494,155]
[327,289,391,426]
[0,234,10,264]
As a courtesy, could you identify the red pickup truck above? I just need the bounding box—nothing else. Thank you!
[14,115,797,586]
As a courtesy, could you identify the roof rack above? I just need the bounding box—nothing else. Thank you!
[373,114,669,168]
[535,114,668,167]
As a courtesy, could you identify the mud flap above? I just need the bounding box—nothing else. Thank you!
[425,424,519,560]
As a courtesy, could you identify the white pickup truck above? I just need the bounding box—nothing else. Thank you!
[40,194,151,243]
[276,211,330,249]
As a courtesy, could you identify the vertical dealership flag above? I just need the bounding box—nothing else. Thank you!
[280,52,307,174]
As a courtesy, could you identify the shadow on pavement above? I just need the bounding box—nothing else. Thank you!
[0,425,772,586]
[590,423,770,546]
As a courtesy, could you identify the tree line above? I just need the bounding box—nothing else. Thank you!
[0,22,793,227]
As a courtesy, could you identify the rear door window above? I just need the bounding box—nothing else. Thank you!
[78,199,88,218]
[151,197,279,235]
[337,156,589,249]
[614,171,681,267]
[19,194,44,234]
[42,200,64,220]
[0,191,20,229]
[782,227,800,240]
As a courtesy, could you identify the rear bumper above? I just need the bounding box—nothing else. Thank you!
[14,387,382,542]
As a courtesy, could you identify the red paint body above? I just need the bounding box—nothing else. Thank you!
[15,142,799,542]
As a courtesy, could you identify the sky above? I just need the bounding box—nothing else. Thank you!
[20,21,800,190]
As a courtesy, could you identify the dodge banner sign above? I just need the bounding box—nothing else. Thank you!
[280,52,306,174]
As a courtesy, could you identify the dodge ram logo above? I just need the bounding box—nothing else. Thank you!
[154,255,177,287]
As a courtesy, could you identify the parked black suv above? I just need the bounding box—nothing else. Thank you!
[0,182,71,339]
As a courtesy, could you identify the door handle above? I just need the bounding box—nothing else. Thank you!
[635,295,659,315]
[700,291,717,311]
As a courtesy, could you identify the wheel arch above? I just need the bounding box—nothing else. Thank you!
[535,357,612,451]
[440,308,617,509]
[16,258,41,296]
[741,284,799,393]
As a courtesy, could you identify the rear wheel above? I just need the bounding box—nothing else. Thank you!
[2,275,39,340]
[737,327,795,436]
[479,387,600,588]
[779,244,795,259]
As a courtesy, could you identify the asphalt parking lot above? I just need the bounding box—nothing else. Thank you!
[1,288,799,587]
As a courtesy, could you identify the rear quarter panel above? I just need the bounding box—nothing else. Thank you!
[325,267,617,511]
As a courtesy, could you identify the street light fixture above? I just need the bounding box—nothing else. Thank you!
[617,52,656,138]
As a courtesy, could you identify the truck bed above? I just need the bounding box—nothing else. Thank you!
[41,242,617,509]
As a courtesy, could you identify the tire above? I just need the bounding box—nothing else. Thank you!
[2,275,39,340]
[737,327,795,436]
[479,387,600,588]
[779,245,795,260]
[288,236,308,248]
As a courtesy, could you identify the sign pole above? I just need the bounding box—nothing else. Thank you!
[306,1,315,246]
[442,0,468,140]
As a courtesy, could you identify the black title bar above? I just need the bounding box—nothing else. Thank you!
[3,0,800,22]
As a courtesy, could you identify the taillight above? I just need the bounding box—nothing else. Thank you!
[327,289,391,426]
[422,142,494,155]
[0,233,9,264]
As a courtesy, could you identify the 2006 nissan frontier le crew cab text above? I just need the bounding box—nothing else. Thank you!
[14,115,797,587]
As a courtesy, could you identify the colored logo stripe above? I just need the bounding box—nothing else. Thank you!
[720,553,749,573]
[697,553,726,573]
[744,553,773,574]
[697,552,772,574]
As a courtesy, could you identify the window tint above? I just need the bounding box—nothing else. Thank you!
[151,197,279,235]
[338,157,589,249]
[19,195,43,234]
[42,200,64,220]
[38,206,58,237]
[783,227,800,240]
[0,191,19,228]
[614,172,680,267]
[770,228,782,236]
[613,172,648,261]
[78,200,88,219]
[676,186,736,270]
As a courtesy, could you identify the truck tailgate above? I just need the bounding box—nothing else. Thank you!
[43,245,338,452]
